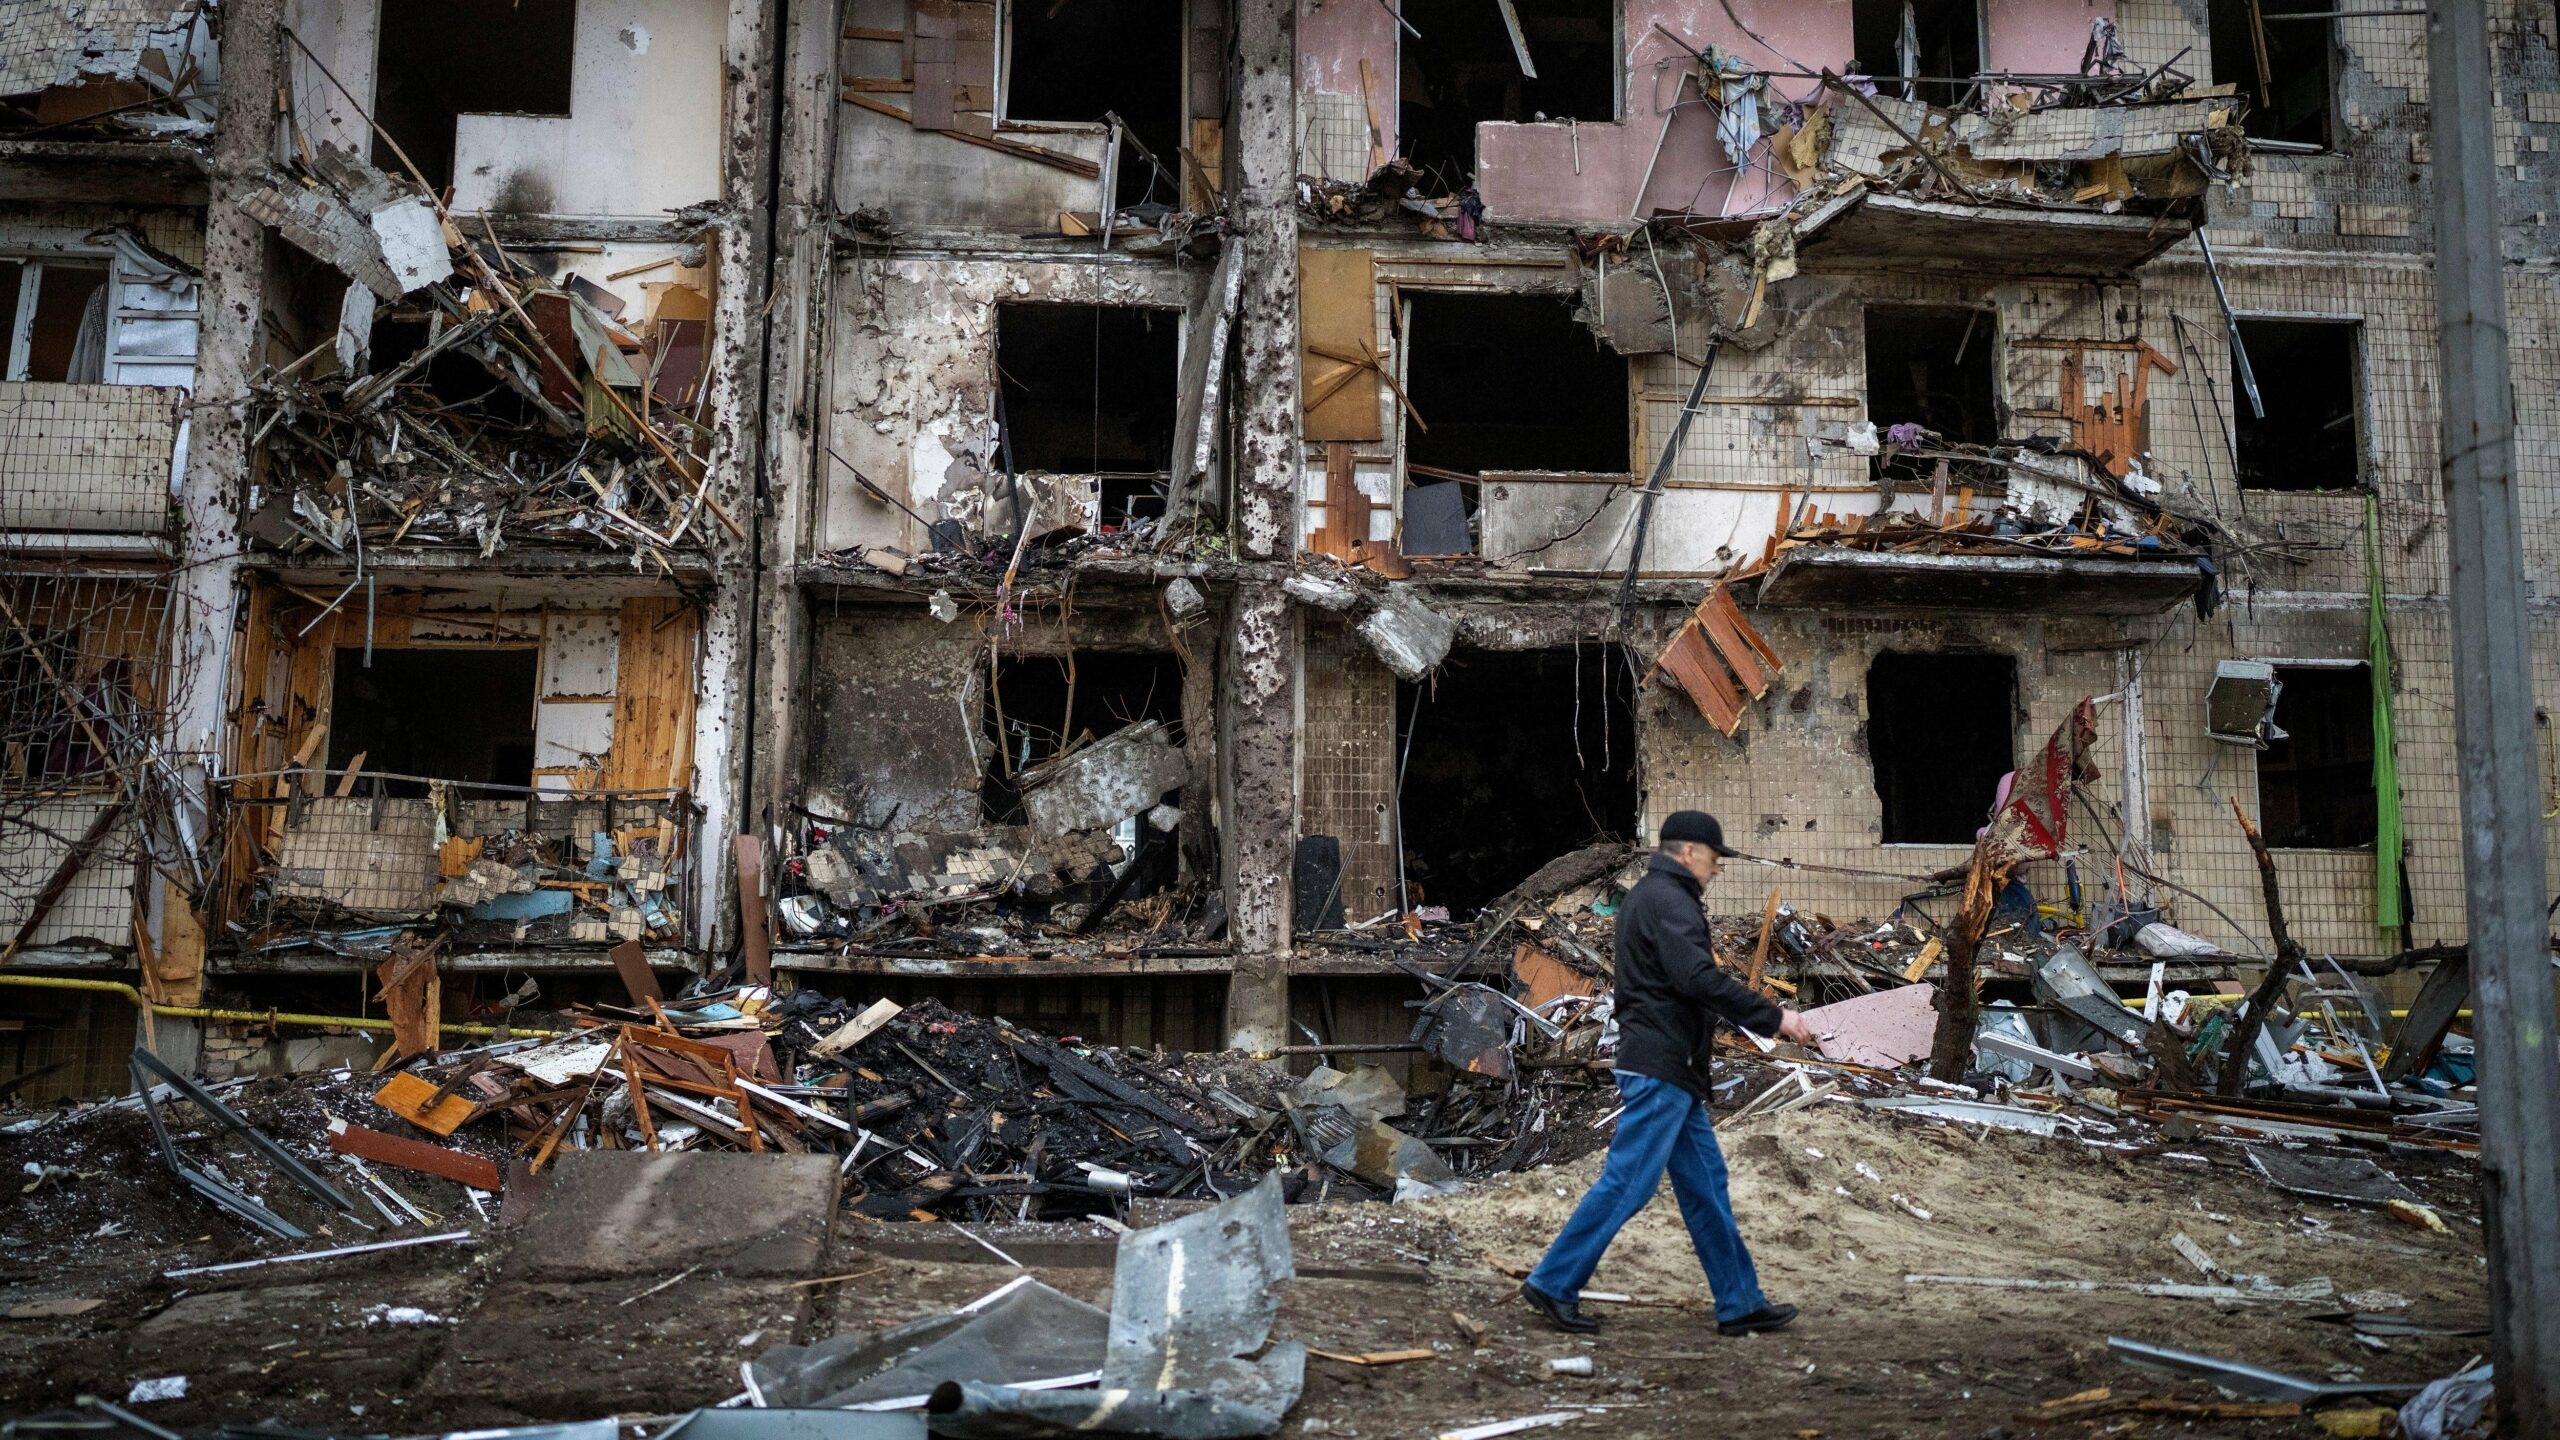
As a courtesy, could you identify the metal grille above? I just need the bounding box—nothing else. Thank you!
[0,567,188,948]
[0,382,181,534]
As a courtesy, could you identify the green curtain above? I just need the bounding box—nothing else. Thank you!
[2366,494,2407,933]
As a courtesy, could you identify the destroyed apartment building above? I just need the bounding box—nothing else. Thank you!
[0,0,2554,1137]
[0,0,2552,1435]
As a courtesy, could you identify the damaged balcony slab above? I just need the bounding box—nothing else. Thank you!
[0,138,207,204]
[1747,548,2208,615]
[1789,191,2200,277]
[773,949,1236,978]
[211,945,704,977]
[269,551,718,588]
[0,945,143,972]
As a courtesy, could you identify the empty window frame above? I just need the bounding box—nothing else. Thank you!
[0,258,111,383]
[2209,0,2332,149]
[1396,645,1636,913]
[1001,0,1187,206]
[1864,304,1997,482]
[326,648,539,795]
[372,0,576,193]
[2257,662,2376,850]
[1852,0,1983,109]
[1868,651,2013,845]
[979,650,1187,894]
[1397,0,1618,189]
[1398,292,1629,552]
[995,304,1181,527]
[2232,317,2361,491]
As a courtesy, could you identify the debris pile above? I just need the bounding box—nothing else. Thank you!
[1299,160,1486,241]
[241,147,731,564]
[0,0,218,140]
[229,786,693,949]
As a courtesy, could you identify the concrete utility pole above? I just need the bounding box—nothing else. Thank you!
[2427,3,2560,1433]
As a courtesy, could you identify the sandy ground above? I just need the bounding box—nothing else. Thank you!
[0,1085,2488,1438]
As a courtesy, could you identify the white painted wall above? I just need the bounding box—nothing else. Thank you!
[284,0,381,160]
[450,0,725,217]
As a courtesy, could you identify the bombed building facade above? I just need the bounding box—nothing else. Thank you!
[2,0,2556,1092]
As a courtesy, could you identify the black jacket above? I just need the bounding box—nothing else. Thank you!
[1613,853,1784,1096]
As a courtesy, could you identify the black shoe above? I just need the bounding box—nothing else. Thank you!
[1717,1303,1799,1336]
[1519,1282,1601,1335]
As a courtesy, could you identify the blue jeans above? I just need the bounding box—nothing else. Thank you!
[1525,1071,1769,1323]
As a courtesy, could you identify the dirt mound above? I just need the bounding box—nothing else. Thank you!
[1413,1099,2481,1316]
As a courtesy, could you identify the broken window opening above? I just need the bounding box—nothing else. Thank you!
[1002,0,1187,207]
[2231,317,2361,491]
[1395,645,1637,915]
[2258,662,2376,850]
[1851,0,1983,109]
[0,629,110,787]
[2209,0,2332,149]
[1868,651,2013,845]
[372,0,577,195]
[324,648,538,797]
[994,304,1181,528]
[1863,304,1997,485]
[1,258,111,384]
[1400,292,1629,553]
[1397,0,1619,192]
[980,651,1186,900]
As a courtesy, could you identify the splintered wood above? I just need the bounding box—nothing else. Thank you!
[1645,584,1785,736]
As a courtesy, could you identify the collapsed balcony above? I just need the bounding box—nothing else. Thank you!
[775,593,1222,975]
[207,586,707,970]
[241,149,729,566]
[1750,68,2248,277]
[0,0,218,142]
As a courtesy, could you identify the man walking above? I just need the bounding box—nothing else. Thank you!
[1520,810,1814,1337]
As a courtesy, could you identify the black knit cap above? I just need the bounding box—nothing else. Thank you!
[1659,810,1737,856]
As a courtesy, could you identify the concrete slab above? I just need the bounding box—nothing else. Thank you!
[507,1151,841,1282]
[1805,983,1940,1070]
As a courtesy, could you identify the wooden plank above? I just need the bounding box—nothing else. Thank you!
[610,938,663,1005]
[602,597,698,793]
[1655,626,1743,735]
[1186,117,1224,208]
[1311,440,1358,560]
[734,834,772,984]
[812,998,904,1059]
[1746,887,1782,992]
[329,1117,502,1191]
[1705,585,1785,675]
[1692,595,1769,699]
[1300,248,1382,443]
[371,1071,480,1137]
[908,0,961,127]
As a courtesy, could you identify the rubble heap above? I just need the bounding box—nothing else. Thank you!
[241,148,730,564]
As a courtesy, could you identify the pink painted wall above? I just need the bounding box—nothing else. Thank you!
[1298,0,2123,225]
[1479,0,1850,224]
[1300,0,1402,157]
[1983,0,2117,76]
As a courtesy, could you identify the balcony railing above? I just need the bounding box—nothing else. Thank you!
[0,382,181,537]
[211,770,699,952]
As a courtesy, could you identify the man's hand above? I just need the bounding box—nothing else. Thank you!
[1776,1008,1819,1047]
